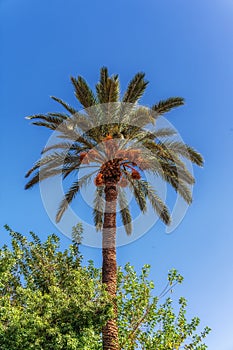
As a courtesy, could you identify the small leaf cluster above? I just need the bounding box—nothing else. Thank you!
[117,264,211,349]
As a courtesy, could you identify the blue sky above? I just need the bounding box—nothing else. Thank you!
[1,0,233,348]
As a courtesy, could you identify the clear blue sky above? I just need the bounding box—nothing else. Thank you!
[1,0,233,348]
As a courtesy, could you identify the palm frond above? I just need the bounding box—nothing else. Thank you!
[57,123,95,148]
[68,111,95,132]
[122,72,148,104]
[56,172,95,223]
[152,97,184,116]
[139,140,195,185]
[129,107,155,127]
[127,127,177,146]
[93,186,105,231]
[124,172,147,213]
[62,165,78,180]
[162,141,204,166]
[31,121,58,130]
[133,147,193,203]
[175,179,193,204]
[162,171,193,204]
[50,96,77,115]
[137,180,171,225]
[29,113,67,133]
[26,113,68,125]
[71,76,96,108]
[62,156,99,180]
[154,128,177,139]
[48,112,70,119]
[26,150,82,176]
[41,142,85,154]
[106,76,120,103]
[25,152,66,178]
[25,168,62,189]
[163,155,195,185]
[155,157,195,186]
[185,146,204,167]
[118,188,132,235]
[119,124,141,141]
[96,67,120,103]
[96,67,108,103]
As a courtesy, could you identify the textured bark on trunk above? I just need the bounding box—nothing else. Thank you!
[102,182,119,350]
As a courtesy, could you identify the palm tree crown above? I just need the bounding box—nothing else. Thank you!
[25,67,203,234]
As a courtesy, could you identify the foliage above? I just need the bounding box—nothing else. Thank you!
[0,225,111,350]
[117,264,211,349]
[0,227,210,349]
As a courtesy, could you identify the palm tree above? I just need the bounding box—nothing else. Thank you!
[25,67,203,350]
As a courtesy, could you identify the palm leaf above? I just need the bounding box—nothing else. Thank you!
[48,112,70,119]
[25,168,62,189]
[96,67,120,103]
[57,123,95,148]
[41,142,85,154]
[154,128,177,139]
[122,72,148,104]
[26,113,68,125]
[56,172,96,223]
[162,141,204,166]
[71,76,96,109]
[139,140,195,185]
[25,152,67,178]
[124,172,147,213]
[162,172,193,204]
[137,180,171,225]
[25,151,83,179]
[128,107,155,127]
[106,76,120,103]
[31,121,58,130]
[66,111,95,132]
[133,148,193,203]
[50,96,77,115]
[158,159,195,186]
[96,67,108,103]
[152,97,184,116]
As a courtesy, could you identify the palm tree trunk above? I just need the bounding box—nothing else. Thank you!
[102,182,119,350]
